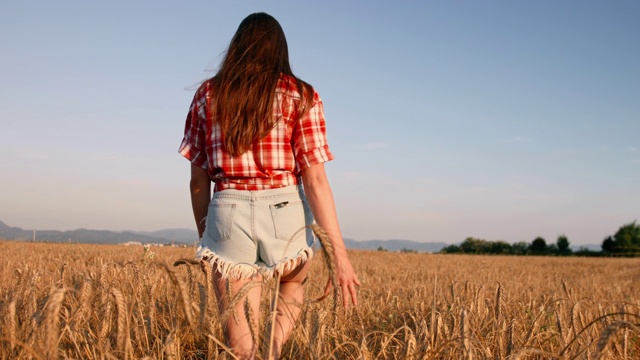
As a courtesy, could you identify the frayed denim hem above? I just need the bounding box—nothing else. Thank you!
[196,244,315,280]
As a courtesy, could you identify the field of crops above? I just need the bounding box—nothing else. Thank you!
[0,240,638,359]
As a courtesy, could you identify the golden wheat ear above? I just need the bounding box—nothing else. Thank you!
[594,321,639,359]
[111,288,129,353]
[44,288,67,360]
[309,224,338,301]
[173,258,200,266]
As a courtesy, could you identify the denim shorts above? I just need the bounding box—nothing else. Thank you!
[196,185,315,280]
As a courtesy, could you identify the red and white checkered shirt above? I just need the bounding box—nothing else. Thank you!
[179,74,334,191]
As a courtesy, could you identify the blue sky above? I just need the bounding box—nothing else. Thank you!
[1,1,638,246]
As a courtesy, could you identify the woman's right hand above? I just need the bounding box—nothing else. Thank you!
[323,256,361,307]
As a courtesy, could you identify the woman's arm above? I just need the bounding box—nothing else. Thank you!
[190,164,211,239]
[301,163,361,307]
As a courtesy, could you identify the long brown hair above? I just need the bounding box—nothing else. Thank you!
[210,12,314,157]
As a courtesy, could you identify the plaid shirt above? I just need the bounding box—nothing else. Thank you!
[179,74,334,191]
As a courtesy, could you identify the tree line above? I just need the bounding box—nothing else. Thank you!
[440,221,640,257]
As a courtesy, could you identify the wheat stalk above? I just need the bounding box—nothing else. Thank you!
[163,329,178,360]
[266,273,282,360]
[207,334,240,360]
[594,321,638,360]
[78,281,93,322]
[404,327,417,359]
[111,288,128,354]
[622,326,629,360]
[570,301,581,338]
[435,314,443,347]
[200,259,214,308]
[58,263,67,287]
[506,318,515,357]
[554,298,566,348]
[523,301,550,348]
[431,271,438,348]
[220,280,260,324]
[45,288,66,360]
[99,289,113,344]
[125,261,141,283]
[496,318,505,360]
[310,224,338,297]
[131,304,146,355]
[359,337,373,360]
[13,267,24,286]
[225,278,235,322]
[494,282,504,321]
[309,223,341,329]
[159,262,194,326]
[474,285,485,317]
[147,281,157,339]
[197,283,207,330]
[6,300,16,351]
[460,308,472,360]
[561,279,572,300]
[243,297,258,354]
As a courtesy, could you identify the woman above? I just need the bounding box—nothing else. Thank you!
[179,12,360,359]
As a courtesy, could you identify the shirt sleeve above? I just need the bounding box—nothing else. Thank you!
[291,92,335,170]
[178,89,208,169]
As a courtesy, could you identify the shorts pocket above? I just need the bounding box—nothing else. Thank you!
[270,199,307,241]
[205,203,236,242]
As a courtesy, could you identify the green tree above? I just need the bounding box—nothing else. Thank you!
[556,235,571,255]
[460,237,503,254]
[613,221,640,254]
[601,236,615,254]
[530,237,547,254]
[441,244,461,253]
[489,241,512,255]
[459,237,486,254]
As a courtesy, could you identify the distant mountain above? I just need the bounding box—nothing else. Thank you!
[345,238,447,253]
[0,220,29,239]
[0,220,445,251]
[131,229,199,244]
[572,243,602,252]
[0,221,186,245]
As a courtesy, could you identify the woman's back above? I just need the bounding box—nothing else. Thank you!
[180,73,333,191]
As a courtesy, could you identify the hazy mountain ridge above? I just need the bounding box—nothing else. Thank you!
[0,220,183,245]
[130,229,200,244]
[0,221,601,252]
[344,239,447,253]
[0,220,446,251]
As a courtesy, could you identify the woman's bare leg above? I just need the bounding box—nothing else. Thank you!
[270,260,312,358]
[212,269,263,360]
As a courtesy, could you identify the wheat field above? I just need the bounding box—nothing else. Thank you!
[0,239,639,359]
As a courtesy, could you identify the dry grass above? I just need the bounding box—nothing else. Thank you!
[0,240,639,359]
